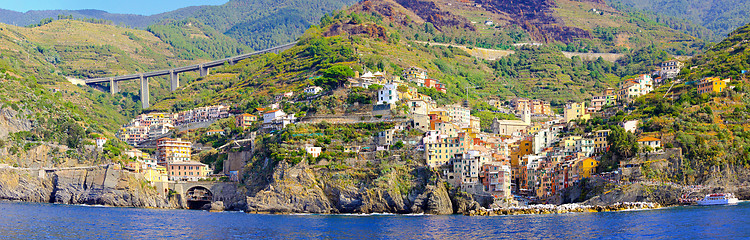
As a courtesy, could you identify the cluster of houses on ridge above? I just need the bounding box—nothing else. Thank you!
[117,105,230,145]
[114,58,737,203]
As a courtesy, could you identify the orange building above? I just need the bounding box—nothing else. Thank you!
[510,139,534,191]
[235,113,257,129]
[156,138,192,165]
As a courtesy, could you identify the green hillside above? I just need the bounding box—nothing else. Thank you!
[611,0,750,42]
[140,0,704,116]
[682,23,750,82]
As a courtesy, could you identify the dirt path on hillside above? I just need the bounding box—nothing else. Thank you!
[414,41,515,60]
[561,52,624,62]
[415,41,625,62]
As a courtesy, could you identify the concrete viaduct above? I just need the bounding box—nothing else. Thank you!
[83,41,298,109]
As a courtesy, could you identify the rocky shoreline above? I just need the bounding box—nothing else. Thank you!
[0,166,178,209]
[466,202,661,216]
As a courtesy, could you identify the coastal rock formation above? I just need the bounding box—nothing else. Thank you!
[244,161,458,214]
[584,183,682,206]
[451,191,481,214]
[0,169,53,203]
[410,185,453,214]
[0,166,176,208]
[202,201,225,212]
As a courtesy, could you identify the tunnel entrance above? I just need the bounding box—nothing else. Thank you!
[185,186,213,210]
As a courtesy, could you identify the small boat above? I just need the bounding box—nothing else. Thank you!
[696,193,739,206]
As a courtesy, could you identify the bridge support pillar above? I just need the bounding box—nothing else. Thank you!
[109,78,118,95]
[170,71,179,92]
[140,75,149,109]
[199,65,209,77]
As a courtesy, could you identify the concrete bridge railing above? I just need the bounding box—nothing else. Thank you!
[84,41,298,109]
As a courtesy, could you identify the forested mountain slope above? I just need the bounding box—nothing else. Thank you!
[0,0,360,51]
[611,0,750,42]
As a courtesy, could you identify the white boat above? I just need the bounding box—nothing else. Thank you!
[696,193,739,206]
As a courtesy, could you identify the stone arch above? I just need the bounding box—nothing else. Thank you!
[185,186,213,209]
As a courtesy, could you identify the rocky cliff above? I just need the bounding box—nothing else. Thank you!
[0,166,177,208]
[243,160,465,214]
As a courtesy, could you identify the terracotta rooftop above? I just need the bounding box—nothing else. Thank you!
[637,136,661,142]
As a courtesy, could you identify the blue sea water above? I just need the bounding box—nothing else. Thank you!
[0,201,748,239]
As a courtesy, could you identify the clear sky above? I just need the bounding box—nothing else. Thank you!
[1,0,229,15]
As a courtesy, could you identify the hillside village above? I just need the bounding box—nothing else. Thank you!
[97,53,740,204]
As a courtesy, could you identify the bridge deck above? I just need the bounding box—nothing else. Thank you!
[84,42,298,84]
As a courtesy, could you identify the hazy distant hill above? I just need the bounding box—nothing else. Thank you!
[0,8,162,28]
[0,0,360,50]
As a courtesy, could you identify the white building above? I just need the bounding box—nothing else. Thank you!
[408,99,431,116]
[305,145,322,158]
[532,128,558,154]
[263,110,287,124]
[491,107,531,135]
[637,137,661,151]
[304,86,323,94]
[446,104,471,128]
[95,137,107,148]
[377,83,399,105]
[575,138,596,157]
[621,120,639,133]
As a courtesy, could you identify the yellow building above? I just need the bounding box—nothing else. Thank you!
[528,124,543,134]
[425,138,461,167]
[560,136,582,149]
[398,86,419,100]
[697,77,730,94]
[429,108,451,122]
[578,157,599,178]
[564,102,590,123]
[143,166,168,183]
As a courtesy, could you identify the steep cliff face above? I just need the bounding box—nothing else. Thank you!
[0,166,177,208]
[0,108,32,139]
[244,161,459,214]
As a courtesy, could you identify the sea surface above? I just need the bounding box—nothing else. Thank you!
[0,201,748,239]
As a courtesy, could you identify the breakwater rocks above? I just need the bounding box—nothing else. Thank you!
[467,202,661,216]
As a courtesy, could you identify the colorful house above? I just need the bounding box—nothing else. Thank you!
[235,113,257,129]
[155,138,192,165]
[564,102,590,123]
[578,157,599,178]
[167,161,212,181]
[637,136,661,152]
[697,77,730,94]
[143,166,168,184]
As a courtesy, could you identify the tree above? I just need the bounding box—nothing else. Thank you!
[393,141,404,150]
[315,64,354,89]
[368,84,383,91]
[608,126,638,158]
[397,85,408,93]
